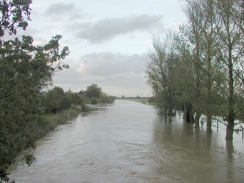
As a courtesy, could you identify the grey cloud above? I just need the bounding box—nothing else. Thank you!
[45,3,85,22]
[70,14,163,43]
[46,3,75,16]
[53,70,148,96]
[77,52,148,76]
[52,52,150,96]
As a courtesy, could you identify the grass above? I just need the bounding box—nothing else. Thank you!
[131,98,148,103]
[43,108,81,131]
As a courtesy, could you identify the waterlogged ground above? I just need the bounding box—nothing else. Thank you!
[9,100,244,183]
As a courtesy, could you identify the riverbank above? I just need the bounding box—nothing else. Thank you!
[129,98,157,106]
[43,106,83,131]
[1,107,83,183]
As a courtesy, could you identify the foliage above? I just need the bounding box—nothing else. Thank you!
[0,0,32,40]
[146,0,244,139]
[0,1,70,180]
[99,93,115,104]
[91,97,98,105]
[41,87,69,113]
[146,33,178,116]
[86,84,102,98]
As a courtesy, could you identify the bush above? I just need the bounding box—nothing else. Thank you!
[91,98,98,105]
[99,93,115,104]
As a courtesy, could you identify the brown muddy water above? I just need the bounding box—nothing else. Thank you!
[9,100,244,183]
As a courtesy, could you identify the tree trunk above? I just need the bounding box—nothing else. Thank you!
[164,107,167,116]
[206,54,212,133]
[183,104,188,122]
[167,92,174,116]
[206,113,212,133]
[167,104,173,116]
[186,105,195,123]
[226,38,234,140]
[194,112,201,128]
[226,112,234,139]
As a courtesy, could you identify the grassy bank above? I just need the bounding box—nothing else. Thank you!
[43,107,82,131]
[130,98,153,105]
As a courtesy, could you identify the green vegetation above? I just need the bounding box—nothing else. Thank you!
[78,84,115,105]
[0,1,115,179]
[43,108,81,131]
[146,0,244,140]
[0,1,70,181]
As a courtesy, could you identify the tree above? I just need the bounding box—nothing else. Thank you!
[0,0,70,178]
[42,87,71,113]
[86,84,102,98]
[196,0,220,133]
[215,0,244,139]
[180,0,206,126]
[0,35,69,177]
[146,0,244,140]
[146,34,177,116]
[0,0,32,41]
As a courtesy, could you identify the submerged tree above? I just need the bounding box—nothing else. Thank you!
[147,0,244,140]
[215,0,244,139]
[146,34,177,116]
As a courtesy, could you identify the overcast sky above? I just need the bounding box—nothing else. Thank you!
[16,0,186,97]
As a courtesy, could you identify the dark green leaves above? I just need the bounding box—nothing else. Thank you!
[0,0,32,39]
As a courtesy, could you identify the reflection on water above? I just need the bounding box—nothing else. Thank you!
[154,114,244,183]
[9,100,244,183]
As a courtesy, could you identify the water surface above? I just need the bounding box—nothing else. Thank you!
[9,100,244,183]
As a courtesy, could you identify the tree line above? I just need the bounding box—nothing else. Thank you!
[146,0,244,140]
[42,84,115,114]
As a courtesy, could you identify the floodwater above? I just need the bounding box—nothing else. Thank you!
[9,100,244,183]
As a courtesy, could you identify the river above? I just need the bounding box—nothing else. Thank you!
[9,100,244,183]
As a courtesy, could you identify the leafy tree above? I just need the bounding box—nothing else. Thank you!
[146,34,178,116]
[180,0,206,126]
[173,35,196,123]
[78,89,87,97]
[86,84,102,98]
[195,0,220,133]
[0,35,69,178]
[0,0,70,178]
[215,0,244,139]
[42,87,71,113]
[147,0,244,140]
[99,92,115,104]
[0,0,32,41]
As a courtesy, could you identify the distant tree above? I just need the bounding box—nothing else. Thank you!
[78,89,87,97]
[86,84,102,98]
[66,90,83,105]
[42,87,70,113]
[99,92,115,104]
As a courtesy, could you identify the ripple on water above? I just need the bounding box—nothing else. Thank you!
[8,100,244,183]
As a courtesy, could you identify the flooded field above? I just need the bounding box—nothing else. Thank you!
[9,100,244,183]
